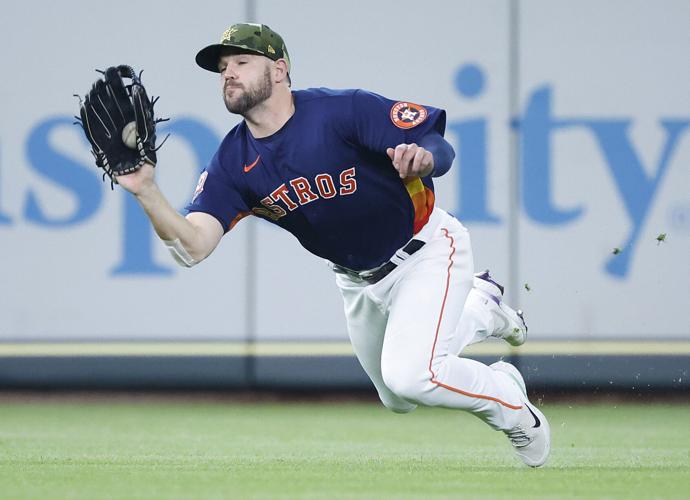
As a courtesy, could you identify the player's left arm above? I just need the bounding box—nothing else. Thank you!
[386,132,455,179]
[349,90,454,179]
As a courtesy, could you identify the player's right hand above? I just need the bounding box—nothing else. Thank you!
[114,161,156,196]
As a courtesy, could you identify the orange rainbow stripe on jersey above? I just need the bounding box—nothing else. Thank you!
[403,177,435,234]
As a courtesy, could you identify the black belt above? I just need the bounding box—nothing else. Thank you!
[332,239,425,284]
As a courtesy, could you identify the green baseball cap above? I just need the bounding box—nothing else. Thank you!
[195,23,291,73]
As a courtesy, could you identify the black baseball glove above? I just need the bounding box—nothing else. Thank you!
[75,65,167,187]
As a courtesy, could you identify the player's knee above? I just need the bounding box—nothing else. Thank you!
[379,393,417,414]
[381,361,430,405]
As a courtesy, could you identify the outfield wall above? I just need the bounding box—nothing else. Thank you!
[0,1,688,388]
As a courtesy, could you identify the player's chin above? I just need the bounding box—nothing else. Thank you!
[223,88,242,102]
[223,94,242,109]
[223,96,244,114]
[223,92,235,104]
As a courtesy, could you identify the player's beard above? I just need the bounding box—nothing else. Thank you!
[223,67,273,115]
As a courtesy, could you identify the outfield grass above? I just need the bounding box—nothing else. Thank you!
[0,399,688,499]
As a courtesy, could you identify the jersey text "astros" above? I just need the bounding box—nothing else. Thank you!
[255,167,357,220]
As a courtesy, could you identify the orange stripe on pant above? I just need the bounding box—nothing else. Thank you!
[427,228,523,411]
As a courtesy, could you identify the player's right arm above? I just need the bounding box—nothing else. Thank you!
[116,162,223,266]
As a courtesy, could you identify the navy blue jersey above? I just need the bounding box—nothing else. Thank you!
[186,88,447,270]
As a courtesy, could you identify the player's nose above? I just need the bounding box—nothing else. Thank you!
[221,67,238,81]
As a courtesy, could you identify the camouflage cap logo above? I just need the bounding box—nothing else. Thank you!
[222,26,239,41]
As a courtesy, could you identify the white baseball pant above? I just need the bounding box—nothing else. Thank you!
[335,207,525,431]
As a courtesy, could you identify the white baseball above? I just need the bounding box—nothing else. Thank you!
[122,121,138,149]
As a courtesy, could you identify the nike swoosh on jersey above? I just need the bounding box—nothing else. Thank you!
[243,155,261,173]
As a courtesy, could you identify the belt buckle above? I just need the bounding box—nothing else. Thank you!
[331,263,369,283]
[361,262,396,284]
[356,261,389,283]
[358,269,378,281]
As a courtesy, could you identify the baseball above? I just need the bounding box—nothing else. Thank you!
[122,121,138,149]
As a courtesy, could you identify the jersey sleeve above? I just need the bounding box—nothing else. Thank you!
[184,151,250,233]
[350,89,447,153]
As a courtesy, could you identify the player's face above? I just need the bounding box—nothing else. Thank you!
[219,53,273,115]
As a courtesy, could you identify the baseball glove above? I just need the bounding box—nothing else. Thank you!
[75,65,167,187]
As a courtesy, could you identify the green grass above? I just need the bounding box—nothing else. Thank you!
[0,399,688,499]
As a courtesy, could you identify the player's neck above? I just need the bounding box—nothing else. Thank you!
[244,87,295,139]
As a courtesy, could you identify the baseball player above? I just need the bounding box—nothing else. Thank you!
[107,23,550,467]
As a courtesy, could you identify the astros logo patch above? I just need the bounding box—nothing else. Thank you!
[390,102,428,129]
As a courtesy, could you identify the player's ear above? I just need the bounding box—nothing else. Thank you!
[274,59,290,85]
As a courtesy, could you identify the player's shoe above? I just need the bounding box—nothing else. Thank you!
[473,270,527,346]
[491,360,551,467]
